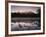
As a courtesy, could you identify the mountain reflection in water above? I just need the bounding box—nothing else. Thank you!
[11,20,40,31]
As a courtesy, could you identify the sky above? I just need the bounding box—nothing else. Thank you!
[11,6,40,14]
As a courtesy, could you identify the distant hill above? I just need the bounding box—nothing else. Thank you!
[11,12,40,18]
[11,9,40,18]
